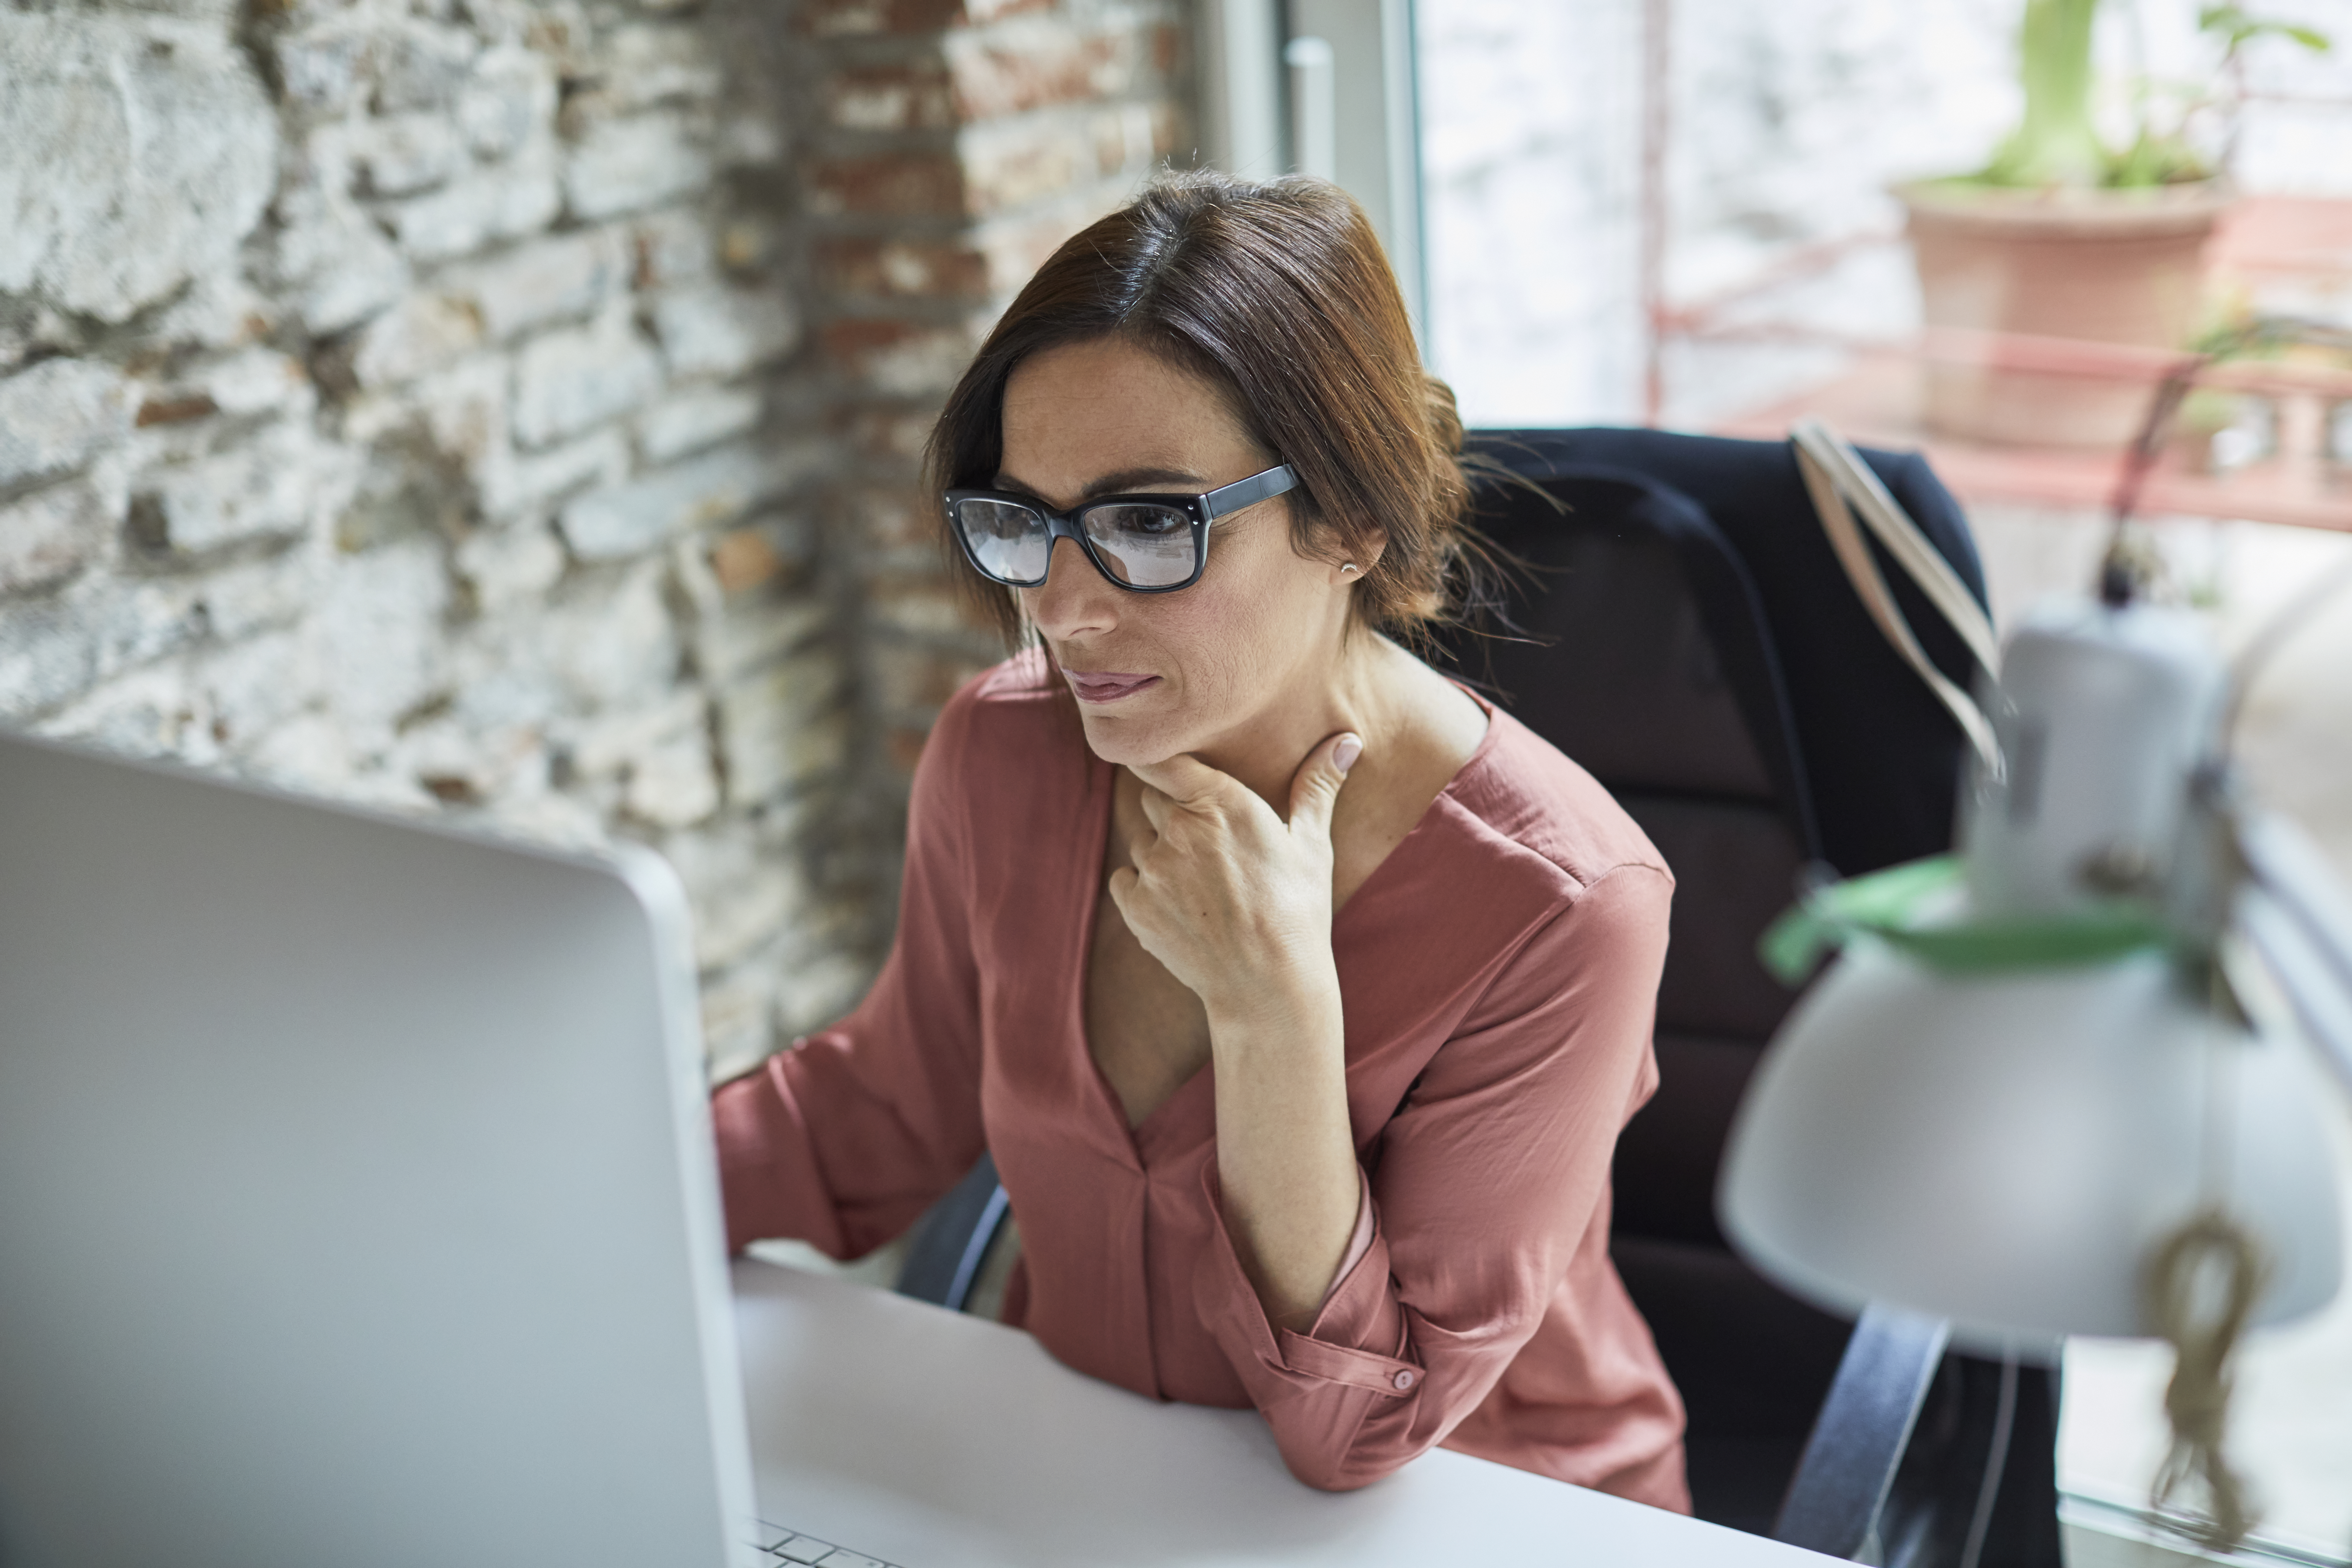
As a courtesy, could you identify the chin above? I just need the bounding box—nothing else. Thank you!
[1075,707,1192,769]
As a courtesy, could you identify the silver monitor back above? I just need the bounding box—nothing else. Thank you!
[0,730,758,1568]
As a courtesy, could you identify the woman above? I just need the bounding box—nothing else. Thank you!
[714,172,1688,1509]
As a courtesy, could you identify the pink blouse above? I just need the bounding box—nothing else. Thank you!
[714,652,1690,1509]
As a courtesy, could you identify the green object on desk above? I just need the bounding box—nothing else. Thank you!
[1759,853,2173,985]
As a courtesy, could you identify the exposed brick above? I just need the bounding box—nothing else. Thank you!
[842,482,934,551]
[1087,101,1172,180]
[944,16,1132,121]
[2,0,1189,1090]
[825,61,957,132]
[818,236,991,301]
[975,202,1112,292]
[822,318,983,397]
[805,151,967,218]
[838,406,939,463]
[797,0,1050,38]
[799,0,965,37]
[957,115,1090,215]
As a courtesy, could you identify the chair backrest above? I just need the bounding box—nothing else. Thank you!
[1438,428,1996,1536]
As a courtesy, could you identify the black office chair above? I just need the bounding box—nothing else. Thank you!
[897,428,2063,1566]
[1433,428,2060,1567]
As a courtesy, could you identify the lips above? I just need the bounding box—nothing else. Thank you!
[1063,670,1160,704]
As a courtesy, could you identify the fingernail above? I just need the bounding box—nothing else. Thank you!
[1333,734,1362,775]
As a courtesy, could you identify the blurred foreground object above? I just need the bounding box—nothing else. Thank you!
[1720,573,2352,1548]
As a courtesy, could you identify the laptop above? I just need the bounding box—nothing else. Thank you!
[0,728,790,1568]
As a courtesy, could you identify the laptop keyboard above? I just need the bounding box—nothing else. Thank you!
[750,1520,903,1568]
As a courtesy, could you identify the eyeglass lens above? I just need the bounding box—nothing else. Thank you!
[954,500,1197,589]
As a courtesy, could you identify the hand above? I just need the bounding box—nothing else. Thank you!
[1106,732,1364,1023]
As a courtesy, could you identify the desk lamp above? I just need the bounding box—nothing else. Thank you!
[1717,585,2352,1545]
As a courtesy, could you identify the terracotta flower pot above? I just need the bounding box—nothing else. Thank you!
[1897,180,2234,449]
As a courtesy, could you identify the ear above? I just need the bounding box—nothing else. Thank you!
[1316,526,1389,587]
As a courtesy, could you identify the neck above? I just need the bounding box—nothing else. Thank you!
[1191,629,1403,816]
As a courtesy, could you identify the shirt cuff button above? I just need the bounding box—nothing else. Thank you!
[1391,1369,1417,1391]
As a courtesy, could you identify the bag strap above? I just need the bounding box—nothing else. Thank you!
[1790,418,2003,776]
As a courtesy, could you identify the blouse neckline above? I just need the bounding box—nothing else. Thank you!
[1064,686,1509,1158]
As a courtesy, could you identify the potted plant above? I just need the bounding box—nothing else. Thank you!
[1897,1,2329,448]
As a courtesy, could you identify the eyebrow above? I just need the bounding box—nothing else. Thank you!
[990,465,1208,503]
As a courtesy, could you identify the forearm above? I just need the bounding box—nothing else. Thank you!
[1206,966,1362,1332]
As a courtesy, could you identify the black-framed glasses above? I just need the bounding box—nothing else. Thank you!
[944,464,1299,593]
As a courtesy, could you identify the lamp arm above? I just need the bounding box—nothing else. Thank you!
[2237,810,2352,1104]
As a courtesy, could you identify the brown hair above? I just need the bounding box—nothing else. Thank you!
[923,170,1491,649]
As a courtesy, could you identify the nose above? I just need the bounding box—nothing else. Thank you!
[1022,536,1119,644]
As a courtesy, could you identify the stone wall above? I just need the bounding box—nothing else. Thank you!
[786,0,1190,789]
[0,0,1190,1080]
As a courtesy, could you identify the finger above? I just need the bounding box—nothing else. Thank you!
[1105,865,1139,918]
[1123,753,1228,807]
[1285,730,1363,843]
[1135,784,1175,837]
[1124,821,1156,869]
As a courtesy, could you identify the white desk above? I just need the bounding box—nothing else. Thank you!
[732,1261,1838,1568]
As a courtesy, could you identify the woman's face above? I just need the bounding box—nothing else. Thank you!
[998,336,1359,769]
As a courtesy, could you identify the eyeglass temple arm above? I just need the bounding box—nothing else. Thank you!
[1200,465,1299,522]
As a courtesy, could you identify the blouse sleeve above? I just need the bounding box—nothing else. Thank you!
[1190,863,1671,1491]
[710,690,988,1262]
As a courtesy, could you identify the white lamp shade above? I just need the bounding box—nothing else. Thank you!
[1718,939,2344,1359]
